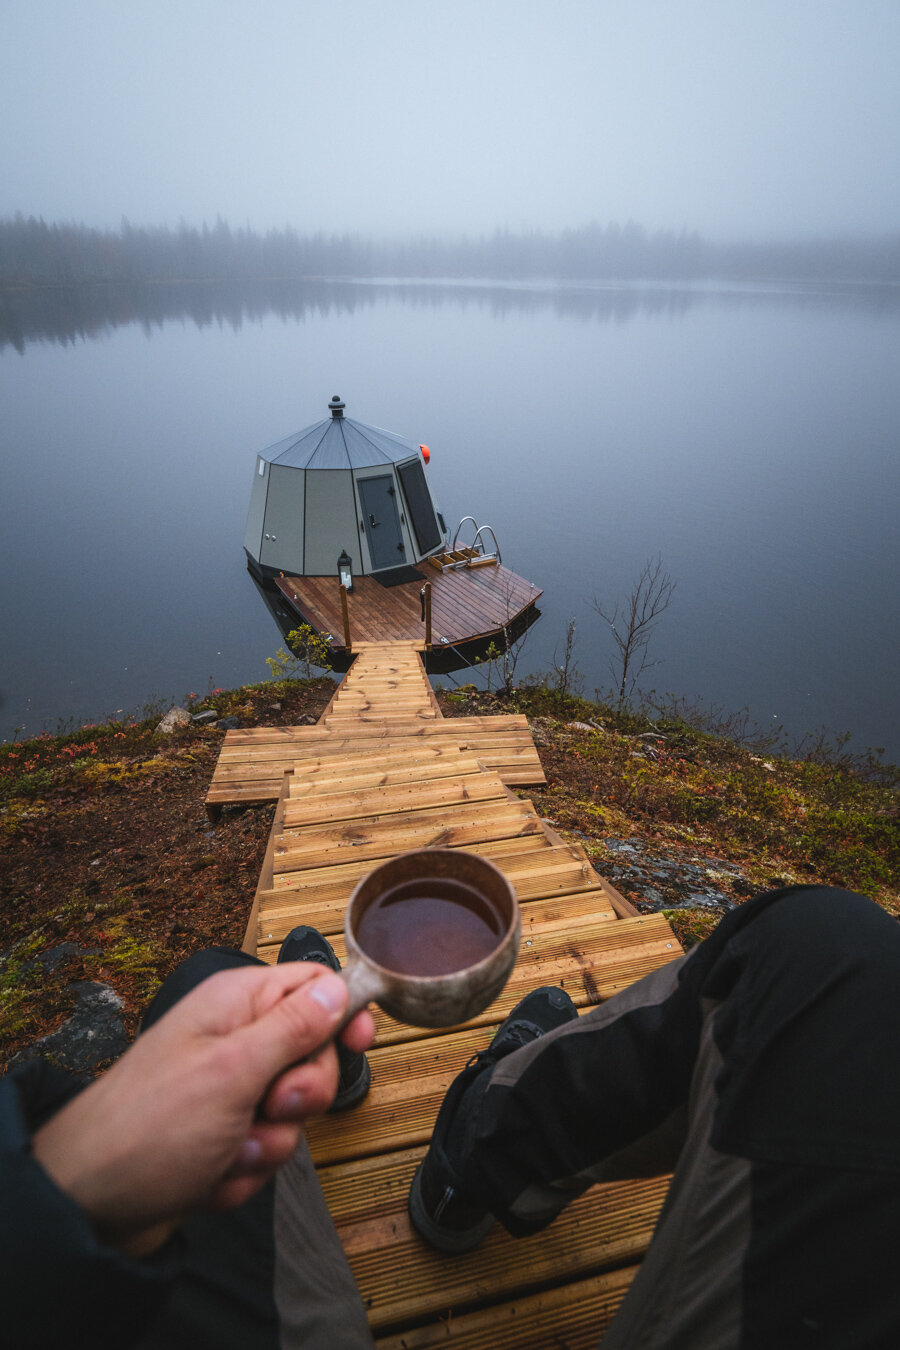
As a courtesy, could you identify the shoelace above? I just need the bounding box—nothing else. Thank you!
[467,1019,542,1070]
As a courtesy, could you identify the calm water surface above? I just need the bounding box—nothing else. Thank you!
[1,280,898,759]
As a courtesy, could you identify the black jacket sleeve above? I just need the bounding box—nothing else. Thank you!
[1,1065,181,1350]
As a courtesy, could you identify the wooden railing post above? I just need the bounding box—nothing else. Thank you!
[340,583,352,651]
[424,581,432,650]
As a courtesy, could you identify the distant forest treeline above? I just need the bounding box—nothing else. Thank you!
[2,214,899,287]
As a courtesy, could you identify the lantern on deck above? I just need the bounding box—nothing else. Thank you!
[337,549,354,593]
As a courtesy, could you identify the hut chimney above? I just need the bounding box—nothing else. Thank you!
[329,395,345,419]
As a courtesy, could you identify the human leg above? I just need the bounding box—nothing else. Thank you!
[411,887,900,1346]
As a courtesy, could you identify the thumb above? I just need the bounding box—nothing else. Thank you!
[236,968,349,1088]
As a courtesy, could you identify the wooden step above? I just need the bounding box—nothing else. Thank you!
[287,755,486,800]
[257,845,611,943]
[281,773,511,828]
[271,804,545,874]
[286,913,680,1045]
[320,1146,656,1338]
[374,1267,637,1348]
[337,1167,666,1333]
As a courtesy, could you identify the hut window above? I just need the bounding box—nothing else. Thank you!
[258,459,266,476]
[398,459,441,554]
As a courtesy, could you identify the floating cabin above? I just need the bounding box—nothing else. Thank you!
[245,396,542,671]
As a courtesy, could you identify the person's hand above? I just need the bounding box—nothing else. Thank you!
[32,962,375,1256]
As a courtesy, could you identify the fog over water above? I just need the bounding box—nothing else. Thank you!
[3,1,900,240]
[1,3,898,758]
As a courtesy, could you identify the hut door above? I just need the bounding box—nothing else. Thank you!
[358,476,405,571]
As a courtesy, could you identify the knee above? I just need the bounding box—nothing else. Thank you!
[749,885,894,964]
[142,947,262,1029]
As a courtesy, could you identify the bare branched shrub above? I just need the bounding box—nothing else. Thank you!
[551,618,583,697]
[591,555,676,708]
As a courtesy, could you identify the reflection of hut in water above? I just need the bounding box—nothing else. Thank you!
[245,396,541,670]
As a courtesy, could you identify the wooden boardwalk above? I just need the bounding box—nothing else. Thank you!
[209,641,681,1345]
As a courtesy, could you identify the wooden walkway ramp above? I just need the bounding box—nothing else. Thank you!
[206,643,545,818]
[210,642,681,1345]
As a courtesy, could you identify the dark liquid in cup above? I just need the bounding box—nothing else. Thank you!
[355,878,505,977]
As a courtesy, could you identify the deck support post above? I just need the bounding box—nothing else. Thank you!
[340,584,352,651]
[423,581,432,649]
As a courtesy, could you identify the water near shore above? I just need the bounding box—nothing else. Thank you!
[1,278,898,758]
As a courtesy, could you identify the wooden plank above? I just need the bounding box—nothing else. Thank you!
[282,774,511,828]
[340,1176,665,1330]
[271,811,545,874]
[317,1146,654,1340]
[259,915,679,1043]
[287,756,485,799]
[240,776,288,954]
[207,756,544,805]
[257,843,608,943]
[218,714,534,746]
[373,1268,637,1348]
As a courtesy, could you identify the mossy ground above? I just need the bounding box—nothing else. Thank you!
[439,682,899,937]
[2,672,897,1068]
[0,678,334,1068]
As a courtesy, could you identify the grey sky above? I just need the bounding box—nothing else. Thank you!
[2,0,898,240]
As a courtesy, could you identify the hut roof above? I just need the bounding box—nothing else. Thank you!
[262,413,422,471]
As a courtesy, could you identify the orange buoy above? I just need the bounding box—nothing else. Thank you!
[420,443,431,463]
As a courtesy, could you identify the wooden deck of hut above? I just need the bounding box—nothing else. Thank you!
[208,641,683,1346]
[272,551,541,655]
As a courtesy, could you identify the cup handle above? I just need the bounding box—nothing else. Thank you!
[337,954,387,1032]
[256,956,386,1119]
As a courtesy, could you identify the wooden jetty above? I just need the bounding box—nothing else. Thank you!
[273,551,541,657]
[244,397,542,666]
[208,641,682,1345]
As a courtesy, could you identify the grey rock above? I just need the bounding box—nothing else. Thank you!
[21,942,81,974]
[156,706,190,734]
[686,892,724,908]
[215,715,242,730]
[10,982,128,1074]
[191,709,218,725]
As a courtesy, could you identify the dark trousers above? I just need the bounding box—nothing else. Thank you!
[457,885,900,1347]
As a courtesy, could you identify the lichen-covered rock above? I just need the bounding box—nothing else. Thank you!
[155,706,191,734]
[10,982,128,1073]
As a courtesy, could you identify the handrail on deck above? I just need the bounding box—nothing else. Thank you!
[450,516,502,564]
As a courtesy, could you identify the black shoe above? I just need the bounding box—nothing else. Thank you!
[277,926,372,1112]
[408,986,577,1252]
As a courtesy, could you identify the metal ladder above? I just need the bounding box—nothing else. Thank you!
[444,515,502,568]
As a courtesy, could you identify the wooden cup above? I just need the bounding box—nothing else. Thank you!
[339,848,520,1029]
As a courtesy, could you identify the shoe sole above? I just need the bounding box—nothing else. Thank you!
[408,1162,495,1253]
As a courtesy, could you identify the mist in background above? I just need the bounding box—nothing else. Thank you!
[2,0,899,244]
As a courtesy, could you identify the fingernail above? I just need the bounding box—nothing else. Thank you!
[238,1137,263,1168]
[308,973,346,1016]
[278,1089,304,1117]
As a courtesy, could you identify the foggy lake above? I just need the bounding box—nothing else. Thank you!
[1,278,898,761]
